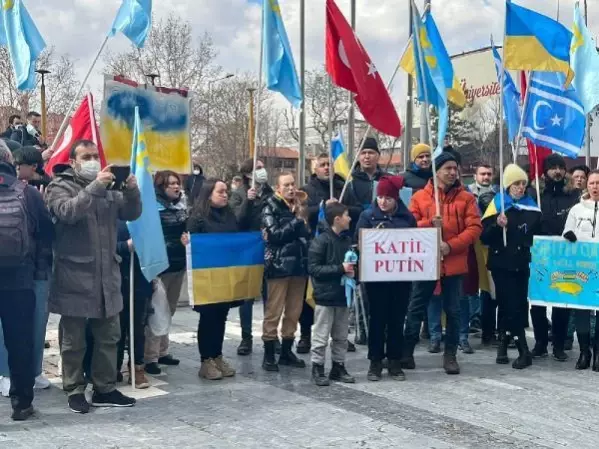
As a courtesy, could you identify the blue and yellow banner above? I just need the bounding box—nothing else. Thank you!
[529,237,599,310]
[330,133,350,179]
[186,232,265,306]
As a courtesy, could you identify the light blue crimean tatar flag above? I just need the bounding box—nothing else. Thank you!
[127,107,169,282]
[262,0,302,108]
[0,0,46,91]
[491,37,521,143]
[522,71,586,159]
[109,0,152,48]
[571,3,599,114]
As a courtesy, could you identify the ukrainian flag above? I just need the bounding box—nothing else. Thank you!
[504,1,574,85]
[187,232,265,306]
[331,133,350,179]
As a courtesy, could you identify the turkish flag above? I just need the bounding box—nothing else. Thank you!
[325,0,402,138]
[45,93,106,176]
[520,71,551,180]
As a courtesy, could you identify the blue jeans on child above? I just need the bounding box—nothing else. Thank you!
[427,295,443,343]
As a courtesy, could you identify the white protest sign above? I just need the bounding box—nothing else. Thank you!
[359,228,440,282]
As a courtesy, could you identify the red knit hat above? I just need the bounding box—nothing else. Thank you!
[376,176,405,200]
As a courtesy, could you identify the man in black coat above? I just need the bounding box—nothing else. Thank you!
[1,114,22,140]
[10,112,43,148]
[184,155,205,208]
[531,153,580,362]
[401,143,433,192]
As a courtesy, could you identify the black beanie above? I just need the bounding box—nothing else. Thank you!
[361,137,379,154]
[434,151,457,172]
[543,153,565,174]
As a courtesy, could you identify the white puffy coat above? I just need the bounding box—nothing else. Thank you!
[563,195,599,241]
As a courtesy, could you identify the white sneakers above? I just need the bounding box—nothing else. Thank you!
[34,375,51,390]
[0,377,10,397]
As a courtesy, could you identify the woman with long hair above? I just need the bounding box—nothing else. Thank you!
[187,178,254,379]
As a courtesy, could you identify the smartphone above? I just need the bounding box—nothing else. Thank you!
[109,165,131,190]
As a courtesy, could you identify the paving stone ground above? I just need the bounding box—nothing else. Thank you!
[1,303,598,448]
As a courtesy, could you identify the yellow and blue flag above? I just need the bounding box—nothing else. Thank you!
[262,0,302,108]
[504,1,574,86]
[187,232,265,306]
[127,107,169,282]
[331,132,350,179]
[0,0,46,91]
[483,191,540,221]
[109,0,152,48]
[571,3,599,114]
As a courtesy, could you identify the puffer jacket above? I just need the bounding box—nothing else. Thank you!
[301,173,345,237]
[401,167,432,192]
[343,166,389,232]
[409,180,482,277]
[563,194,599,241]
[156,190,188,273]
[262,194,310,279]
[540,179,580,236]
[308,227,352,307]
[354,198,416,239]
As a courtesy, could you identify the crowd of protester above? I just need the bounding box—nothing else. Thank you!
[2,114,597,422]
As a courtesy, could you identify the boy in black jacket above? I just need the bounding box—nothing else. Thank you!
[308,202,355,386]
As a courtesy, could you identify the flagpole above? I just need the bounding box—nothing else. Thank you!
[347,0,356,163]
[419,0,432,145]
[299,0,307,185]
[533,143,542,205]
[51,35,110,151]
[327,75,334,199]
[252,4,265,189]
[129,247,136,390]
[584,0,592,167]
[499,5,509,246]
[403,0,414,172]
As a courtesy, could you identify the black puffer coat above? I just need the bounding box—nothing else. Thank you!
[156,190,188,273]
[401,167,432,192]
[540,179,580,236]
[262,195,310,279]
[308,227,352,307]
[301,174,345,237]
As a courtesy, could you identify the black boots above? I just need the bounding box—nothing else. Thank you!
[367,360,383,381]
[400,343,416,370]
[576,333,592,370]
[593,340,599,372]
[329,362,355,383]
[278,339,306,368]
[297,335,311,354]
[443,354,460,375]
[262,340,279,372]
[552,344,568,362]
[495,332,510,365]
[512,333,532,370]
[237,337,252,356]
[312,364,329,386]
[388,360,406,381]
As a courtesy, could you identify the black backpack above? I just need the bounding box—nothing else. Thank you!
[0,178,29,267]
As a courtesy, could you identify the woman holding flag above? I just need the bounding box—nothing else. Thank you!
[481,164,541,370]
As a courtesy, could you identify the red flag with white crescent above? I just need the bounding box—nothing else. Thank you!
[44,94,106,176]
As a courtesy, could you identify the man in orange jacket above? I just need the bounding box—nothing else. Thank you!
[400,151,482,375]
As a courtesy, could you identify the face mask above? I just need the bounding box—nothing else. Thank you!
[254,168,268,184]
[78,160,101,180]
[26,124,38,136]
[193,169,201,176]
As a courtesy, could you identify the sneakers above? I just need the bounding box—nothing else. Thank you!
[552,348,568,362]
[128,365,151,389]
[91,389,136,407]
[11,406,34,421]
[144,362,162,375]
[158,355,180,366]
[0,377,10,397]
[329,362,355,383]
[214,356,236,377]
[312,364,330,387]
[68,393,90,414]
[199,358,223,380]
[459,341,475,354]
[347,341,356,352]
[34,375,51,390]
[296,335,311,354]
[399,355,416,370]
[237,338,253,356]
[428,340,441,353]
[388,360,406,381]
[367,360,383,381]
[531,343,548,358]
[443,354,460,375]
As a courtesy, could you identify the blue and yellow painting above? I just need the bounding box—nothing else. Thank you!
[100,76,192,173]
[529,236,599,310]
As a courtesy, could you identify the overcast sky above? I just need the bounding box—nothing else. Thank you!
[27,0,599,111]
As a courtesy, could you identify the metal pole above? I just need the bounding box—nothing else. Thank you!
[36,70,50,141]
[327,75,334,199]
[248,88,256,159]
[584,0,592,166]
[299,0,306,185]
[347,0,356,162]
[403,1,414,171]
[206,82,212,154]
[252,2,265,189]
[129,248,136,390]
[419,0,431,145]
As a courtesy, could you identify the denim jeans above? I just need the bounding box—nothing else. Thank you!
[239,300,254,339]
[460,295,477,343]
[427,295,443,343]
[0,280,48,378]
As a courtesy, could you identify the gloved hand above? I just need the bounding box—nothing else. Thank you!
[563,231,577,243]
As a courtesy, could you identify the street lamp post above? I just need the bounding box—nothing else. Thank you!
[206,73,234,151]
[35,69,50,141]
[145,73,160,86]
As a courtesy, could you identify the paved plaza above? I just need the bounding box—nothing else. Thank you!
[1,303,598,448]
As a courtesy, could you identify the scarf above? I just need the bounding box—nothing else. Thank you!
[483,191,540,220]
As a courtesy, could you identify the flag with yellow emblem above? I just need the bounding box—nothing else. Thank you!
[127,106,169,282]
[571,3,599,114]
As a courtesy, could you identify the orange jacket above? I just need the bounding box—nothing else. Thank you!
[409,180,482,277]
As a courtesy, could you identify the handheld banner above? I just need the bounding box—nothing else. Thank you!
[359,228,440,282]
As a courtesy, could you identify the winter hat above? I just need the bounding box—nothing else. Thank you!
[433,151,457,172]
[376,176,405,200]
[503,164,528,188]
[411,143,431,162]
[361,137,380,154]
[543,153,566,174]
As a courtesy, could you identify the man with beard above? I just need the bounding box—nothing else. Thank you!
[530,154,581,361]
[402,143,433,192]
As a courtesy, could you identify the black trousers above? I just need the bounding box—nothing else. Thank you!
[365,282,411,361]
[480,290,498,340]
[197,303,230,361]
[299,302,314,338]
[531,304,570,350]
[492,269,529,336]
[1,290,35,410]
[117,295,150,369]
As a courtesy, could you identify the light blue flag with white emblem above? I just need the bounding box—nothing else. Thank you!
[109,0,152,48]
[127,107,169,282]
[571,3,599,114]
[522,71,585,159]
[0,0,46,91]
[491,38,521,143]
